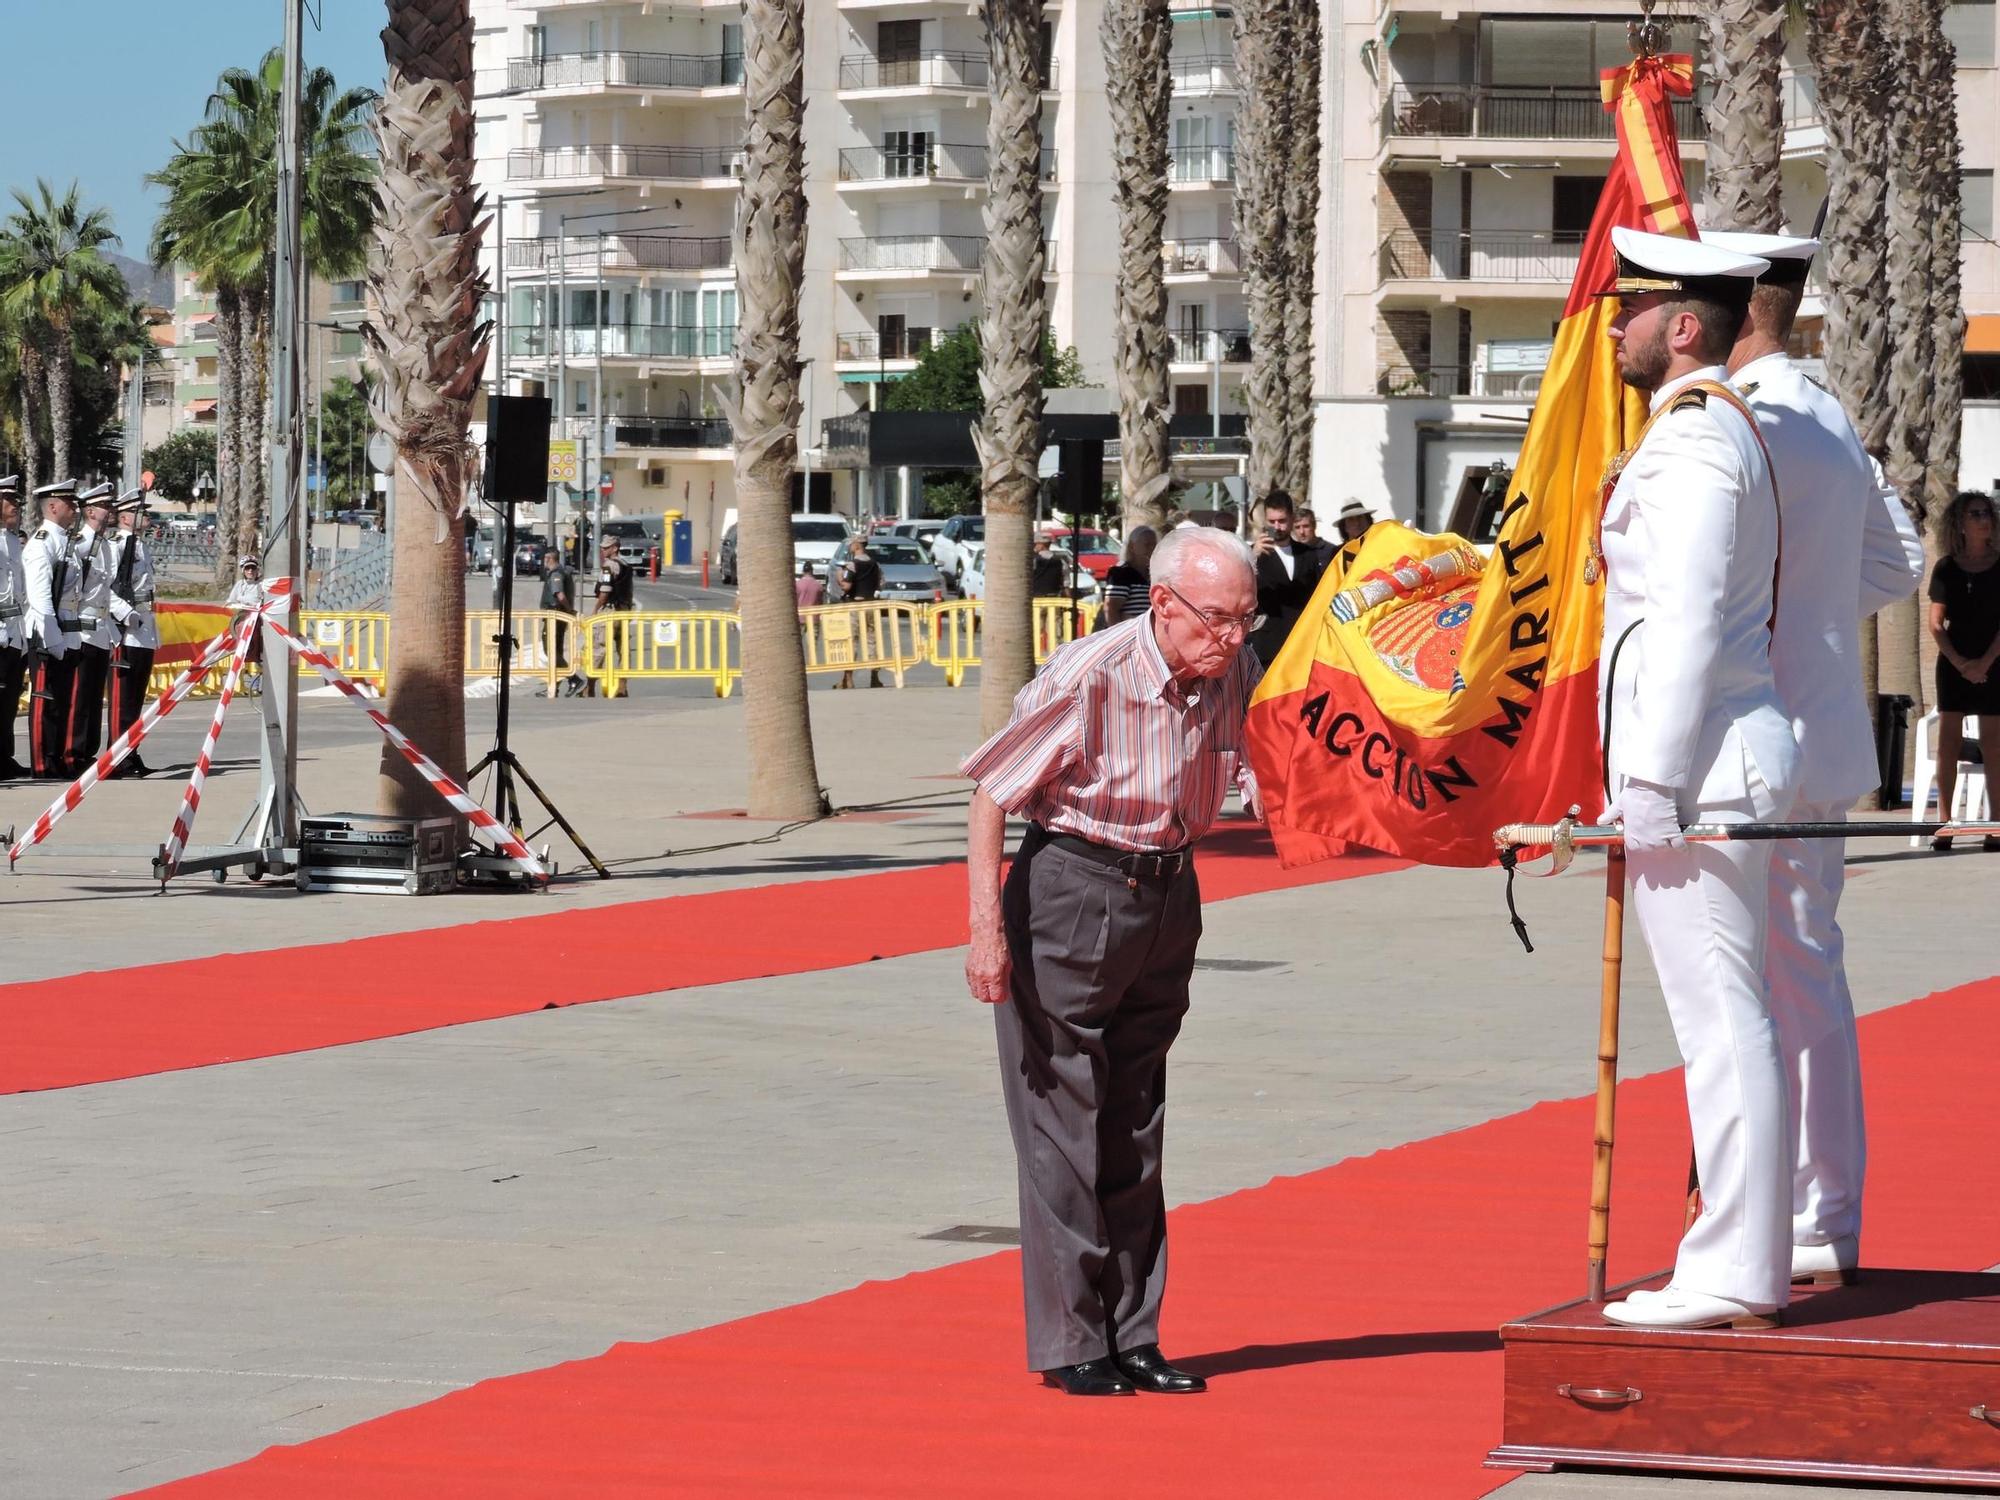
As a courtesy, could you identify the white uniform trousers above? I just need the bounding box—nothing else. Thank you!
[1766,797,1865,1248]
[1627,762,1792,1309]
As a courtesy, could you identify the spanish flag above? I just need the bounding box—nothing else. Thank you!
[1246,54,1698,867]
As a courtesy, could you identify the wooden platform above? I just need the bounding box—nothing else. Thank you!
[1489,1268,2000,1488]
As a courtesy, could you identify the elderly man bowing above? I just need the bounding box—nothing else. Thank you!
[962,525,1262,1397]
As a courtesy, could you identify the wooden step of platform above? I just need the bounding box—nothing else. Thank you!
[1489,1268,2000,1488]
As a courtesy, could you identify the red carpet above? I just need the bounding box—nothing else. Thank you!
[141,973,2000,1498]
[2,827,1404,1095]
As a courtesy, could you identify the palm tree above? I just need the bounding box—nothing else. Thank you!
[372,0,488,814]
[1281,0,1323,499]
[1231,0,1292,506]
[730,0,827,821]
[0,289,45,500]
[149,51,375,578]
[1701,0,1788,231]
[976,0,1049,734]
[1102,0,1174,532]
[0,180,124,489]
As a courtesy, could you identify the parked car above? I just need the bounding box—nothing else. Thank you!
[928,514,985,592]
[717,514,853,583]
[467,526,497,573]
[958,541,987,600]
[600,518,652,568]
[166,514,201,535]
[512,530,549,578]
[1042,526,1119,582]
[861,537,946,602]
[890,519,945,553]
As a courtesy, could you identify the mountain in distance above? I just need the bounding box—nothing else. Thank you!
[107,253,175,310]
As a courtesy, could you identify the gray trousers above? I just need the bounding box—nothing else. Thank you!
[996,830,1201,1370]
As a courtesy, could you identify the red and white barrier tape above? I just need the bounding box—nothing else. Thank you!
[9,614,254,866]
[157,617,259,882]
[264,618,545,880]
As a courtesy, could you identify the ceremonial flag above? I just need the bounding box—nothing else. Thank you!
[1246,54,1699,868]
[156,602,236,671]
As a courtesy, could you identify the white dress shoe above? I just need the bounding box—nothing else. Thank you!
[1791,1235,1859,1286]
[1602,1287,1779,1329]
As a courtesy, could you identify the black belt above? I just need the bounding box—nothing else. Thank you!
[1035,826,1191,880]
[57,617,82,633]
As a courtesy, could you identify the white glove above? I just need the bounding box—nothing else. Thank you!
[1607,779,1684,853]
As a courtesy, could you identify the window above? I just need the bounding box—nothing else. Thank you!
[1552,177,1598,238]
[1965,169,1995,240]
[1174,384,1210,417]
[878,19,922,85]
[881,129,934,178]
[1946,0,1995,67]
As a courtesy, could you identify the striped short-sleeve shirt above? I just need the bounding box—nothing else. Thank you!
[960,616,1263,852]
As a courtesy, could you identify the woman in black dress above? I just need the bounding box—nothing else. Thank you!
[1102,524,1158,625]
[1926,490,2000,849]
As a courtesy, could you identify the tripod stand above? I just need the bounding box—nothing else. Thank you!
[466,497,608,880]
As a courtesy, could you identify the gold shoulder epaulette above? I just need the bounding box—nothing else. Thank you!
[1736,381,1761,399]
[1669,387,1710,413]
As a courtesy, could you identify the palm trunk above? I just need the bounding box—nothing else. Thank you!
[1281,0,1322,501]
[733,0,826,821]
[18,341,44,521]
[372,0,490,813]
[1918,2,1963,711]
[1701,0,1788,230]
[46,332,75,484]
[1103,0,1174,532]
[1808,0,1894,457]
[976,0,1049,735]
[212,288,244,593]
[1232,0,1291,505]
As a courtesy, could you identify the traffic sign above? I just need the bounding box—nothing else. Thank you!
[598,473,615,497]
[367,433,394,473]
[547,440,579,487]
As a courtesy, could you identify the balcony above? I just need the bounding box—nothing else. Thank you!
[500,51,744,97]
[610,416,733,452]
[835,326,955,362]
[1170,146,1236,187]
[1381,84,1707,145]
[1168,0,1232,15]
[506,146,743,186]
[507,323,736,363]
[1375,364,1547,398]
[1166,327,1252,365]
[836,143,1058,187]
[1378,229,1585,287]
[837,234,985,277]
[1162,238,1242,279]
[1170,55,1239,96]
[837,53,1058,94]
[505,234,734,276]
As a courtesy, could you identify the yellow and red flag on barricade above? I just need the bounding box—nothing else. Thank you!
[1246,54,1699,867]
[157,602,237,671]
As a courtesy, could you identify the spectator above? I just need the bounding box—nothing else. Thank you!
[795,562,825,609]
[1292,508,1336,568]
[540,546,580,697]
[1031,534,1069,599]
[225,556,268,679]
[1335,499,1377,544]
[836,535,883,689]
[1247,491,1320,666]
[1102,525,1157,626]
[1926,489,2000,850]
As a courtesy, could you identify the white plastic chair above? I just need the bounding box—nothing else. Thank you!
[1910,710,1988,846]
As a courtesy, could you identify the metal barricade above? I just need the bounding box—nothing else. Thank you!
[580,610,741,698]
[296,611,391,689]
[927,597,1092,686]
[465,609,579,694]
[799,601,927,686]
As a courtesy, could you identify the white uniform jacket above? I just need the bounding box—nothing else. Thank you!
[22,520,80,657]
[0,528,25,652]
[73,525,118,651]
[1731,352,1925,806]
[1600,365,1801,808]
[109,532,161,651]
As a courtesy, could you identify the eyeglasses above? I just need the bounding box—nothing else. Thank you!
[1162,582,1262,641]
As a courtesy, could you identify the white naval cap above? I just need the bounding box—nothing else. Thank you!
[33,479,78,501]
[1604,226,1769,298]
[0,474,18,498]
[1699,229,1819,285]
[115,487,151,512]
[77,481,116,507]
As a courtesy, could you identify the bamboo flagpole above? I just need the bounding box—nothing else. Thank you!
[1587,846,1625,1304]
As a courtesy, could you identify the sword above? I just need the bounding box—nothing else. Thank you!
[1495,807,2000,875]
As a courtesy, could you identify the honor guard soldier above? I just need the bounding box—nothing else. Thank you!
[1594,228,1803,1330]
[0,476,26,778]
[107,488,162,777]
[1707,230,1926,1289]
[66,482,120,771]
[23,480,82,779]
[589,536,635,698]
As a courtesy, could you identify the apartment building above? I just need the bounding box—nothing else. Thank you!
[1313,0,2000,527]
[471,0,1258,553]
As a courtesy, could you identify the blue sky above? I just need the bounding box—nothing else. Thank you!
[0,0,385,263]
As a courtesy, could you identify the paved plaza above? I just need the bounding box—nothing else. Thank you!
[1,682,1993,1497]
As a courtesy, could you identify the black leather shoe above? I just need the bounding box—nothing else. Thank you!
[1113,1344,1207,1394]
[1041,1358,1136,1396]
[121,755,152,778]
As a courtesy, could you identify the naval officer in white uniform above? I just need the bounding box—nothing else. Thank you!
[1706,230,1925,1287]
[1595,228,1803,1330]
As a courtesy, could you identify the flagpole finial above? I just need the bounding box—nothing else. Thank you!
[1628,0,1668,59]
